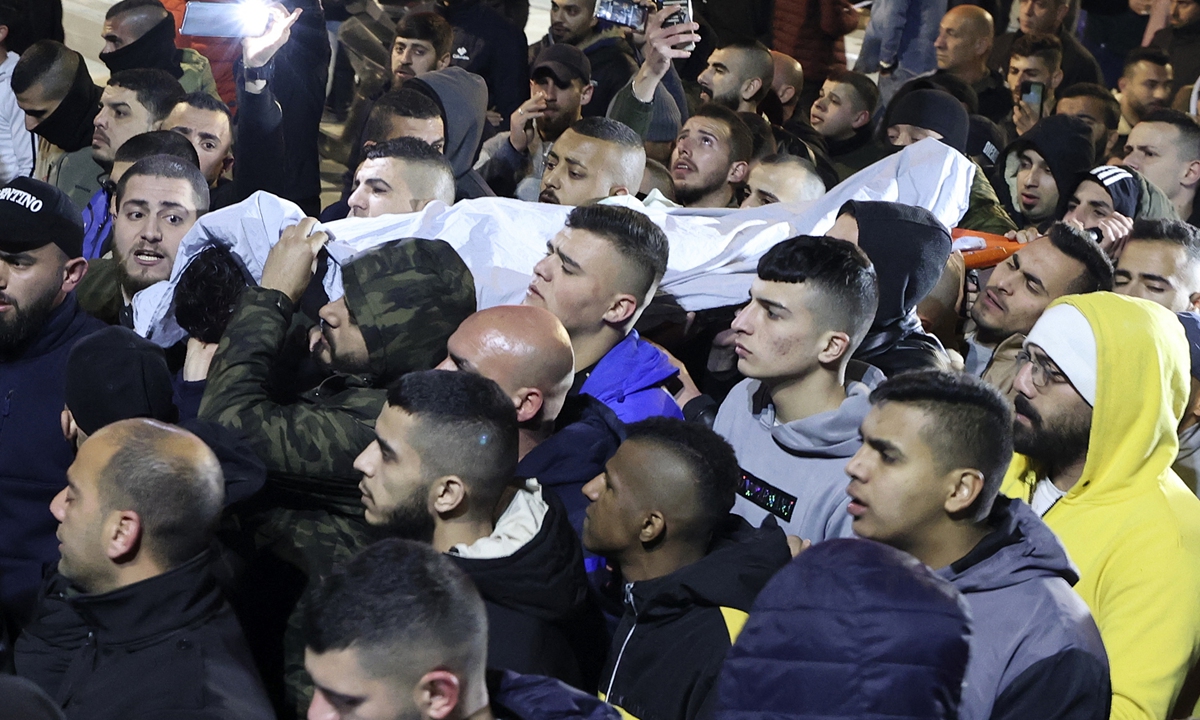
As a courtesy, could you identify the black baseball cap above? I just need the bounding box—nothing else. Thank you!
[532,43,592,86]
[0,177,84,259]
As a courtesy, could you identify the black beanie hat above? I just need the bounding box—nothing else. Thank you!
[1075,165,1141,218]
[888,89,970,154]
[65,326,178,435]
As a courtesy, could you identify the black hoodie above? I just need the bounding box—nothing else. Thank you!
[599,516,791,720]
[992,114,1095,229]
[98,16,185,79]
[849,200,953,376]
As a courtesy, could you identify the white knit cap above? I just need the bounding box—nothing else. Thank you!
[1024,303,1097,406]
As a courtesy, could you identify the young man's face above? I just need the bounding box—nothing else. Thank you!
[0,243,71,352]
[93,85,158,166]
[581,438,653,556]
[550,0,596,44]
[810,81,866,141]
[524,227,626,335]
[1120,60,1173,124]
[730,278,829,383]
[1007,55,1057,100]
[112,175,201,296]
[1170,0,1200,29]
[347,158,425,218]
[971,236,1086,339]
[353,404,435,543]
[886,124,943,148]
[391,36,446,86]
[313,297,371,374]
[845,402,954,555]
[1011,341,1093,469]
[164,103,233,186]
[1015,148,1059,222]
[531,74,591,137]
[1018,0,1068,35]
[671,116,741,207]
[1055,96,1115,160]
[1062,179,1116,230]
[697,47,747,108]
[740,162,820,207]
[382,115,445,153]
[305,645,414,720]
[1124,122,1196,202]
[539,129,626,206]
[1114,239,1200,313]
[49,432,121,594]
[15,82,64,132]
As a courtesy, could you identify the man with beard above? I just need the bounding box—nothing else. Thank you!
[1115,48,1173,147]
[537,117,646,206]
[199,227,476,716]
[1150,0,1200,98]
[533,0,637,124]
[354,369,605,689]
[965,223,1113,397]
[345,137,456,218]
[478,44,594,200]
[696,42,775,113]
[0,177,103,629]
[669,104,753,208]
[75,154,208,327]
[1003,293,1200,720]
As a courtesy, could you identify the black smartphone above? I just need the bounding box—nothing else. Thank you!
[1019,80,1046,119]
[594,0,649,33]
[661,0,695,51]
[181,1,270,38]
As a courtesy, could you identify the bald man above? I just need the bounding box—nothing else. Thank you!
[933,5,1012,125]
[16,419,274,719]
[771,51,805,126]
[437,305,624,534]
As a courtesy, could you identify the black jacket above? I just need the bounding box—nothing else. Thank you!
[209,67,288,211]
[1152,20,1200,98]
[451,487,607,691]
[990,28,1104,92]
[14,553,274,720]
[579,35,639,122]
[599,516,791,720]
[489,669,620,720]
[992,113,1095,226]
[443,0,531,124]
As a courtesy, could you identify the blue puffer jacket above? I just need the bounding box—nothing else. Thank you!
[489,669,620,720]
[716,539,971,720]
[579,331,682,424]
[0,295,105,622]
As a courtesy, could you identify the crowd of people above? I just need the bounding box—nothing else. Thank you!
[1,0,1200,718]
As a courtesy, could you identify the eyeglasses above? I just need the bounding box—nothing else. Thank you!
[1015,349,1070,389]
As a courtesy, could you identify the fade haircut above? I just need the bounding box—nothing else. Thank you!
[105,0,167,20]
[723,41,774,104]
[757,235,879,347]
[1123,46,1171,77]
[759,153,826,202]
[114,130,200,167]
[386,370,519,514]
[870,370,1014,522]
[175,91,233,124]
[363,136,455,205]
[1045,222,1115,293]
[1057,83,1120,130]
[565,204,669,301]
[303,539,488,682]
[1141,109,1200,162]
[691,103,754,164]
[395,11,453,59]
[1128,218,1200,265]
[1011,33,1063,76]
[827,67,880,115]
[11,41,80,98]
[99,421,223,567]
[115,154,210,215]
[364,88,442,144]
[174,245,249,344]
[570,115,643,149]
[108,68,186,124]
[625,417,739,537]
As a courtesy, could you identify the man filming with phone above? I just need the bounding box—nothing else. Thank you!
[1006,34,1063,138]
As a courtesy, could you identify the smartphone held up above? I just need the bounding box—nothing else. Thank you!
[181,0,271,38]
[594,0,696,51]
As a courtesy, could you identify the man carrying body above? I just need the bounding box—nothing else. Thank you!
[934,4,1012,126]
[537,117,646,206]
[1123,109,1200,226]
[847,370,1110,720]
[696,41,774,113]
[670,104,752,208]
[994,114,1094,230]
[740,154,825,207]
[346,137,455,218]
[715,235,880,543]
[1003,292,1200,719]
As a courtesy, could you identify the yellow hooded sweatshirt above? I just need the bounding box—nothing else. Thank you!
[1002,294,1200,720]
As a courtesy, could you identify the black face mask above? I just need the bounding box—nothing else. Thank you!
[99,15,184,79]
[31,57,102,152]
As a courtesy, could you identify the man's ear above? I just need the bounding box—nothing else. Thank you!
[414,670,461,720]
[431,476,467,516]
[580,82,595,107]
[1117,76,1129,95]
[603,293,639,326]
[1183,159,1200,189]
[727,160,749,185]
[741,78,763,103]
[851,109,872,130]
[1051,68,1064,92]
[513,386,546,424]
[944,469,986,516]
[817,330,852,365]
[61,407,78,444]
[437,53,452,71]
[608,183,631,197]
[638,510,665,544]
[777,84,796,106]
[0,25,9,45]
[106,510,143,561]
[61,257,89,295]
[221,153,235,177]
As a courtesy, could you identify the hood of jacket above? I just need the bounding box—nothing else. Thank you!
[629,515,791,621]
[408,67,489,179]
[999,114,1094,221]
[1004,293,1190,508]
[31,53,102,152]
[341,237,476,385]
[488,669,620,720]
[938,496,1079,593]
[579,330,679,406]
[99,15,184,79]
[751,374,879,459]
[716,538,970,720]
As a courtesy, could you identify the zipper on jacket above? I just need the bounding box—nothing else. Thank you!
[605,583,638,700]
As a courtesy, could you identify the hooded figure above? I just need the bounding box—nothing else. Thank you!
[716,538,971,720]
[887,88,969,153]
[994,114,1095,228]
[99,13,218,97]
[847,200,952,376]
[1003,293,1200,720]
[27,52,101,153]
[407,67,496,201]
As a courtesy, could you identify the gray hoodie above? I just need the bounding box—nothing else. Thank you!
[714,370,883,542]
[408,67,496,201]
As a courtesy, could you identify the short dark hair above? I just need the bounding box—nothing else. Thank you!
[691,103,754,164]
[1057,83,1120,130]
[757,235,880,346]
[565,204,669,301]
[870,370,1014,522]
[108,68,186,124]
[1140,109,1200,162]
[12,41,79,97]
[303,538,487,680]
[722,40,774,104]
[113,130,200,167]
[115,154,210,214]
[99,422,223,568]
[105,0,166,20]
[1123,46,1171,77]
[1011,33,1063,75]
[1128,218,1200,263]
[394,11,453,60]
[365,136,453,174]
[827,67,880,115]
[1045,222,1115,293]
[386,370,519,514]
[175,91,233,124]
[174,245,249,344]
[569,116,643,149]
[364,88,442,144]
[625,417,738,536]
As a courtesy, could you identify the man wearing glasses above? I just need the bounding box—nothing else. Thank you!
[1003,292,1200,720]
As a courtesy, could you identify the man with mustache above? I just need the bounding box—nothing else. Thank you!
[669,104,753,208]
[696,42,774,113]
[1115,48,1173,147]
[1003,292,1200,720]
[537,117,646,206]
